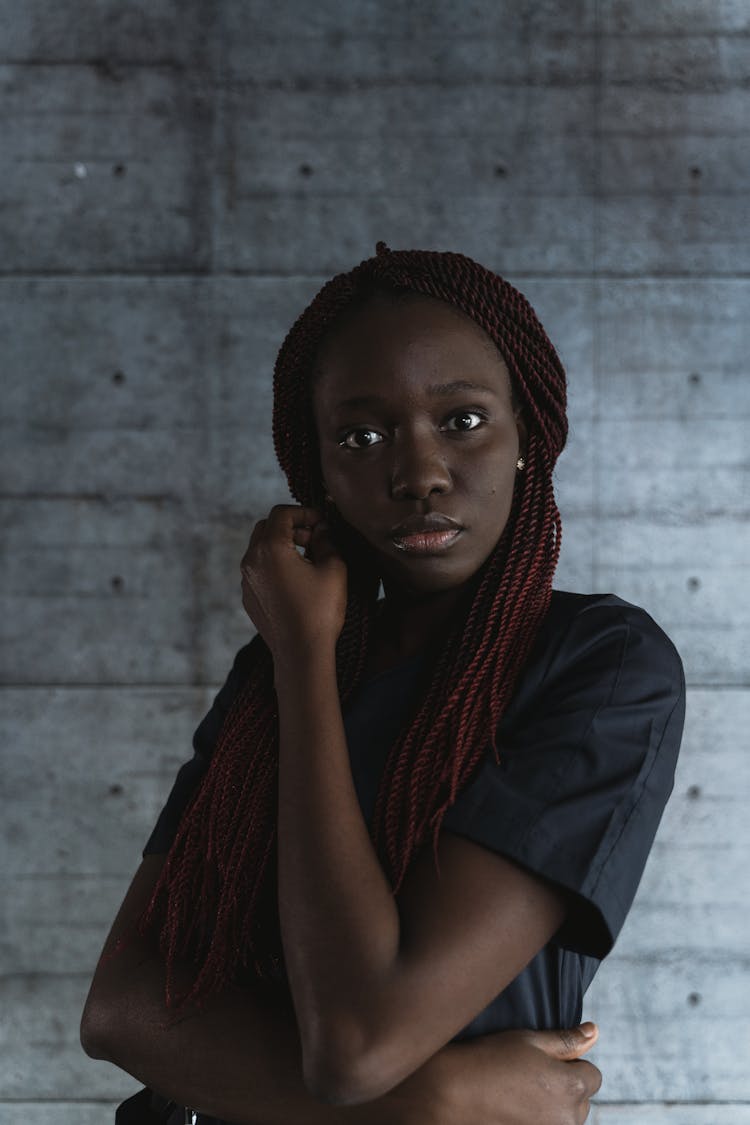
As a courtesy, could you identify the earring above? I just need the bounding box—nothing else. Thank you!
[516,456,526,471]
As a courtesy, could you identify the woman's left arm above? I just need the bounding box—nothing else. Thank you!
[241,508,569,1107]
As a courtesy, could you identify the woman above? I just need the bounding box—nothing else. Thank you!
[81,244,685,1124]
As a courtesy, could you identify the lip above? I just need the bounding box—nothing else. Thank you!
[390,513,464,555]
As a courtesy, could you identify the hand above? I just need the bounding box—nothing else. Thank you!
[240,505,348,660]
[389,1023,602,1125]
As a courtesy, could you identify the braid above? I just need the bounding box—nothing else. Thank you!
[139,243,568,1008]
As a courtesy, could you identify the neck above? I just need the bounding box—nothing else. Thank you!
[376,577,477,659]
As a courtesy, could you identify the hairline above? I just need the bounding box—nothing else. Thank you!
[311,287,521,412]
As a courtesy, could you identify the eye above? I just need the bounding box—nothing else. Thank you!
[339,428,384,449]
[443,410,486,432]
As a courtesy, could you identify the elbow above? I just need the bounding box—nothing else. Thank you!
[304,1055,383,1107]
[80,985,122,1062]
[80,1000,108,1060]
[303,1057,364,1107]
[302,1027,401,1106]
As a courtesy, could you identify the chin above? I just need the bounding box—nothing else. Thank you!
[381,556,483,597]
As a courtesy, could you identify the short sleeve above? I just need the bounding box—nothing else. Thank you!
[142,643,253,856]
[440,601,686,959]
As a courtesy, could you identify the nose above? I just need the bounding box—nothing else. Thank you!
[389,428,452,501]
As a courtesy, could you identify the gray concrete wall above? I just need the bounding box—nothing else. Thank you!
[2,1,748,1121]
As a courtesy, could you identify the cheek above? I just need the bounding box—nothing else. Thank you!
[318,446,345,496]
[459,445,519,499]
[318,456,370,526]
[462,459,520,543]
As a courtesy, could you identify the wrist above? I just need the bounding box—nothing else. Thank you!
[272,640,338,695]
[377,1046,457,1125]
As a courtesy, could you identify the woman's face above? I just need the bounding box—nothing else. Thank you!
[312,295,527,596]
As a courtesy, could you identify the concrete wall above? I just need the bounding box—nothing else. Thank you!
[2,1,748,1121]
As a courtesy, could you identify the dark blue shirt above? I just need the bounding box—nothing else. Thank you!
[142,590,685,1120]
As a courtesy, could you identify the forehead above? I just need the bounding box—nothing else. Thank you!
[313,294,512,404]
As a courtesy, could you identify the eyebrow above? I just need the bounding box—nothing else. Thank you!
[334,381,499,411]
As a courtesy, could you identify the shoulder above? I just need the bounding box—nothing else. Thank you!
[524,589,684,705]
[192,639,258,760]
[494,589,686,818]
[442,592,686,959]
[544,589,681,658]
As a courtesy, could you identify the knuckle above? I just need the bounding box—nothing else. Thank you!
[578,1059,602,1096]
[559,1028,578,1053]
[566,1071,587,1100]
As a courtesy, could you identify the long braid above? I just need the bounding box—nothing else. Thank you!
[139,244,568,1008]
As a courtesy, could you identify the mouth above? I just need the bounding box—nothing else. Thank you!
[390,514,464,555]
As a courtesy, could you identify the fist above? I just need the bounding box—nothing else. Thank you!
[239,505,348,659]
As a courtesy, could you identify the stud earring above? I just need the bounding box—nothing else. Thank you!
[516,456,526,471]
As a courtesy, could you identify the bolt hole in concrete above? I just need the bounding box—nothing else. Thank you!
[687,576,701,591]
[111,575,125,592]
[494,163,508,177]
[688,992,701,1007]
[113,163,126,176]
[298,163,314,176]
[687,785,701,800]
[112,370,126,385]
[689,165,702,179]
[109,784,124,797]
[688,372,701,386]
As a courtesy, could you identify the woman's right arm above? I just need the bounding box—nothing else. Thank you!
[81,855,386,1125]
[80,856,600,1125]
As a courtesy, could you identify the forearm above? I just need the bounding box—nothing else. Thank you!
[275,648,402,1072]
[83,941,421,1125]
[84,942,602,1125]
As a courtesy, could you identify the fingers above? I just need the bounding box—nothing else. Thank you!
[568,1057,602,1111]
[243,506,324,560]
[306,521,342,566]
[246,518,267,551]
[527,1022,599,1060]
[584,1058,603,1098]
[264,504,324,537]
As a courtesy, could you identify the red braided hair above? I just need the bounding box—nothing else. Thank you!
[139,243,569,1009]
